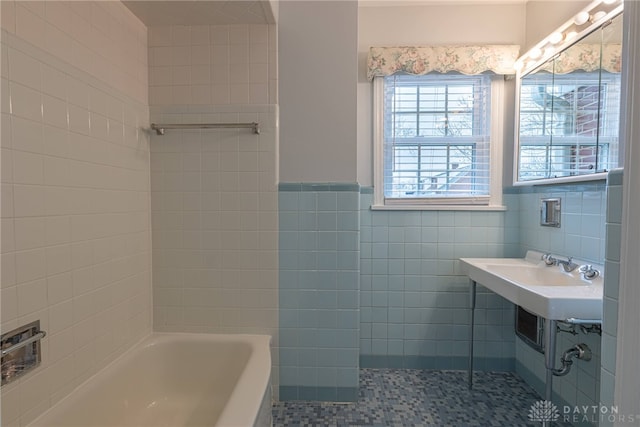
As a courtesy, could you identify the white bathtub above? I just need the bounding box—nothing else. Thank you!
[28,333,272,427]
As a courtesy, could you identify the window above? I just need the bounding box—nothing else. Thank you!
[373,74,504,209]
[518,72,621,180]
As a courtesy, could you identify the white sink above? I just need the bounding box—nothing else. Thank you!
[460,251,603,320]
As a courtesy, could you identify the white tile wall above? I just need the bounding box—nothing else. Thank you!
[148,24,277,106]
[149,104,279,394]
[1,1,147,105]
[1,2,151,426]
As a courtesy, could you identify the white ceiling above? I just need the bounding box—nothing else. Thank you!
[124,0,531,26]
[123,0,275,26]
[123,0,535,26]
[360,0,528,6]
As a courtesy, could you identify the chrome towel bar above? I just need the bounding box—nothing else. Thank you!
[151,122,260,135]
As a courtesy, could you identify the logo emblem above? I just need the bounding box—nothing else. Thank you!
[528,400,560,422]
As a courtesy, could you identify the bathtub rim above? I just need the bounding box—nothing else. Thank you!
[209,333,272,427]
[26,332,272,427]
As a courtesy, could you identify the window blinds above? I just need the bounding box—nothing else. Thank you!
[382,74,491,202]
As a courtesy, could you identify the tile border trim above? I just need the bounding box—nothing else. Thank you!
[278,182,361,192]
[279,386,359,402]
[359,355,515,371]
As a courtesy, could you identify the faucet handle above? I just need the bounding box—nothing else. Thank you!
[579,265,600,280]
[542,253,556,266]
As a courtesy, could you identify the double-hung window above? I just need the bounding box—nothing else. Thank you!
[373,74,504,209]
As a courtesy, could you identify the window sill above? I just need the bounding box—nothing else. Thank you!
[370,204,507,212]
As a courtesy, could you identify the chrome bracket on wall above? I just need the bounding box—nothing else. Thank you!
[1,320,46,386]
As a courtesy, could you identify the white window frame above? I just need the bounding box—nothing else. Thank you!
[372,75,506,211]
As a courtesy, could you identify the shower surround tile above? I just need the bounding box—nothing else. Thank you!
[0,4,150,426]
[150,104,279,335]
[148,23,277,106]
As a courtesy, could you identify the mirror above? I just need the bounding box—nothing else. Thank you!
[515,11,623,184]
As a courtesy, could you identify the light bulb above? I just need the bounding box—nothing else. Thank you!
[574,11,590,25]
[593,11,607,21]
[566,31,578,40]
[549,32,564,45]
[514,59,524,72]
[529,47,543,60]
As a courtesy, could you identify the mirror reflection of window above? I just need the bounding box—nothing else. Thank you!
[520,72,618,179]
[516,12,622,182]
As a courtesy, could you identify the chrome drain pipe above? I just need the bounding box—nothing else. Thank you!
[552,343,592,376]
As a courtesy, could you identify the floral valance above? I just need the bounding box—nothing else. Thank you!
[537,43,621,74]
[366,45,521,80]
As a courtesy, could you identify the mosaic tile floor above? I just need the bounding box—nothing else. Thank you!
[273,369,572,426]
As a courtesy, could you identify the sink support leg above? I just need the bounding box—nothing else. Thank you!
[541,318,557,427]
[468,279,477,390]
[544,318,557,402]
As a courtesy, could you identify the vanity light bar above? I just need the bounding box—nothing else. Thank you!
[515,0,623,74]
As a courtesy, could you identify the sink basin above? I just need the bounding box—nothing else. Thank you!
[481,264,588,287]
[460,251,603,320]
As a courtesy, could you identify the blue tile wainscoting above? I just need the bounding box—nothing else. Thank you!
[505,180,608,427]
[359,188,518,372]
[278,183,361,402]
[506,181,608,262]
[599,169,623,427]
[278,181,615,417]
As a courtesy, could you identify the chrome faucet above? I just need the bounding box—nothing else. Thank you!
[541,253,579,272]
[579,265,600,280]
[557,257,579,272]
[542,253,555,266]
